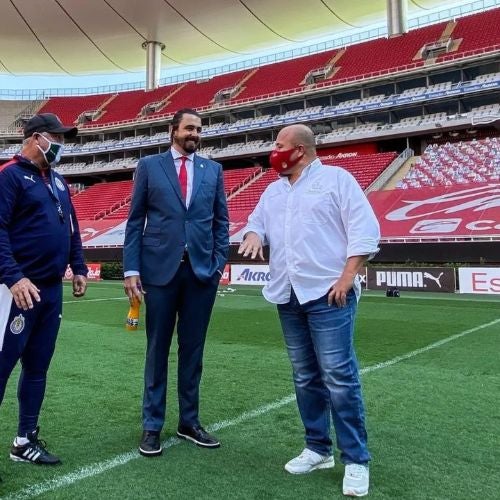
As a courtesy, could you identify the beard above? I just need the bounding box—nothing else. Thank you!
[180,137,199,154]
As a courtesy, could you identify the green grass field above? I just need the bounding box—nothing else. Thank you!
[1,282,499,499]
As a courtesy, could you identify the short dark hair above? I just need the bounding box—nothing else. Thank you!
[170,108,201,142]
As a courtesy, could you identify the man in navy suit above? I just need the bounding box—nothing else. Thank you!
[123,108,229,457]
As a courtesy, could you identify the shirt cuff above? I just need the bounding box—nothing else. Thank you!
[347,241,380,261]
[124,270,140,278]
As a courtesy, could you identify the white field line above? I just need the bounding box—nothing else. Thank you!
[3,318,499,500]
[63,297,128,305]
[61,293,500,306]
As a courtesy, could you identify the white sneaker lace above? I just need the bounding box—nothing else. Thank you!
[346,464,367,478]
[298,449,317,461]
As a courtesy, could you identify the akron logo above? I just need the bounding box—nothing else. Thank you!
[10,314,25,335]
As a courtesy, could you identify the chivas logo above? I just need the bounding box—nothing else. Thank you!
[10,314,25,335]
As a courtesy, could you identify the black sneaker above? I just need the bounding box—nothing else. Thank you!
[177,425,220,448]
[139,430,162,457]
[10,427,61,465]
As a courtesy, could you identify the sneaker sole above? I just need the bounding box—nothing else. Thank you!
[176,431,220,448]
[285,458,335,474]
[10,453,61,465]
[138,446,163,457]
[343,489,368,497]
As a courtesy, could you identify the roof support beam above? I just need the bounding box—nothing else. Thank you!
[142,40,165,90]
[387,0,408,36]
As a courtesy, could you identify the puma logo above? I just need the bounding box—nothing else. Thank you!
[23,175,36,184]
[423,272,444,288]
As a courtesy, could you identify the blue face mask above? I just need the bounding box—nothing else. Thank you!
[36,134,64,165]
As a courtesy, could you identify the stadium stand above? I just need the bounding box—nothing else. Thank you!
[37,94,115,125]
[232,50,338,101]
[223,166,262,196]
[329,22,447,82]
[71,180,133,220]
[0,100,39,130]
[91,85,179,124]
[225,152,397,213]
[1,8,495,133]
[227,169,279,212]
[322,152,398,189]
[438,8,500,57]
[396,137,500,188]
[93,165,265,221]
[160,69,251,113]
[0,7,498,251]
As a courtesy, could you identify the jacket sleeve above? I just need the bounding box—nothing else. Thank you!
[0,170,25,287]
[212,162,230,272]
[123,159,148,273]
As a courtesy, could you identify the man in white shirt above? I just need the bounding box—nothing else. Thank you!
[238,124,380,497]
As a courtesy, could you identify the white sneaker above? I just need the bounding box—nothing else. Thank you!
[343,463,369,497]
[284,448,335,474]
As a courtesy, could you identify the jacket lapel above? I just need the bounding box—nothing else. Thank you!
[190,155,207,204]
[159,151,184,205]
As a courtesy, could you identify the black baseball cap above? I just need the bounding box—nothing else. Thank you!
[23,113,78,140]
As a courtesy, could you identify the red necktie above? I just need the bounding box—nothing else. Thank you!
[179,156,187,201]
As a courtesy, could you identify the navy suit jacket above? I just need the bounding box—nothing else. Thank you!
[123,151,229,286]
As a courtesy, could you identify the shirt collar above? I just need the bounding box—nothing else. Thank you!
[14,154,46,174]
[280,158,321,186]
[171,146,195,162]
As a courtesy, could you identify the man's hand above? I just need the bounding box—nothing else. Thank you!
[124,275,145,304]
[10,277,41,310]
[238,232,264,260]
[72,275,87,297]
[328,274,355,308]
[328,256,367,307]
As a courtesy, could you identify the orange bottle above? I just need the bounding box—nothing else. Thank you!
[126,296,141,331]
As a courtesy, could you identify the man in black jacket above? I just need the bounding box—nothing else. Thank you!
[0,113,88,472]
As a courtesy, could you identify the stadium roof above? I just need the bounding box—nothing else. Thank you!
[0,0,482,77]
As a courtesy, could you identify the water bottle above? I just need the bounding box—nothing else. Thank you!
[126,295,141,331]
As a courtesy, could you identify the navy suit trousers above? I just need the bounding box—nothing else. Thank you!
[0,282,62,435]
[142,260,219,431]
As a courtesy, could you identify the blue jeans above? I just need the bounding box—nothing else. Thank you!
[277,288,370,464]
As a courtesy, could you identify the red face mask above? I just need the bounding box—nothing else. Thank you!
[269,147,302,174]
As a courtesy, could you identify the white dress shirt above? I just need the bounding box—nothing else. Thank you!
[243,159,380,305]
[170,147,194,208]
